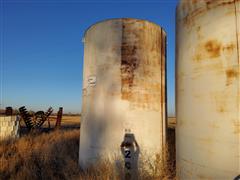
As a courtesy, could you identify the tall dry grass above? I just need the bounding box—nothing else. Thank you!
[0,129,175,180]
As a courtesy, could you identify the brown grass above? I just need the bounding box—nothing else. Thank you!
[0,128,175,180]
[0,130,80,180]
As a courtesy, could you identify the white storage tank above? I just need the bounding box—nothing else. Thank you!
[0,116,20,140]
[176,0,240,179]
[79,18,167,168]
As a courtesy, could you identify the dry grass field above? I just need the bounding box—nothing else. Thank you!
[0,116,176,180]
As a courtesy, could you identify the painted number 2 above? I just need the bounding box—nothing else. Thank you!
[124,150,131,170]
[125,150,131,158]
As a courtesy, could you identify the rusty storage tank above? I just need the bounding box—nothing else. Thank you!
[79,18,167,168]
[176,0,240,179]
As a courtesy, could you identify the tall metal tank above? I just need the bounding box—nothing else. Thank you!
[176,0,240,179]
[79,18,167,169]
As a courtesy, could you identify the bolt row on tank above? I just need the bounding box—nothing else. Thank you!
[79,0,240,179]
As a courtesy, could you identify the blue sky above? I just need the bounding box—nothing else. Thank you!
[1,0,178,115]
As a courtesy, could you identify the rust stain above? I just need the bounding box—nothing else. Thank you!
[226,69,238,78]
[222,43,235,54]
[206,0,235,7]
[181,0,236,28]
[191,0,198,4]
[194,54,202,62]
[182,5,206,27]
[204,40,221,58]
[194,40,222,62]
[121,20,139,101]
[225,68,238,86]
[120,19,165,111]
[182,9,199,27]
[193,40,236,62]
[217,106,226,113]
[233,122,240,134]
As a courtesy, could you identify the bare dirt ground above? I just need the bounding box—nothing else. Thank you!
[1,116,176,180]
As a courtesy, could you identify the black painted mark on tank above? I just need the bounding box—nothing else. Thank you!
[120,133,139,180]
[234,175,240,180]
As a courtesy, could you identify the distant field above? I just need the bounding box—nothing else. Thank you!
[168,117,176,129]
[48,115,81,128]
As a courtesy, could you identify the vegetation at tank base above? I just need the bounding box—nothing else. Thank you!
[0,129,175,180]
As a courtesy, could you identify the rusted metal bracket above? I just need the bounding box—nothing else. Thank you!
[55,107,63,129]
[19,106,33,130]
[18,106,53,130]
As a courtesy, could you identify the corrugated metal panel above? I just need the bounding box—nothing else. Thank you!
[176,0,240,179]
[79,18,167,169]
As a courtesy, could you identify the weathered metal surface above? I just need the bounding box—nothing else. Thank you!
[79,18,167,169]
[19,106,33,129]
[176,0,240,179]
[36,107,53,128]
[19,106,53,130]
[55,107,63,128]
